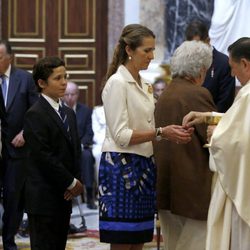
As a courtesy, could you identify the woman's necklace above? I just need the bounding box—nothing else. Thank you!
[125,64,142,88]
[137,76,142,88]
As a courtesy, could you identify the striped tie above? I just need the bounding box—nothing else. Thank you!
[0,75,7,106]
[58,105,70,134]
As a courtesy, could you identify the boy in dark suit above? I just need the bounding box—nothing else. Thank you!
[23,57,83,250]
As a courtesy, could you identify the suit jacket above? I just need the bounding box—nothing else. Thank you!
[203,48,235,113]
[154,77,216,220]
[75,103,93,147]
[23,96,81,215]
[2,66,38,159]
[0,88,5,123]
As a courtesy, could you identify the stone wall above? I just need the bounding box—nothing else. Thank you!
[108,0,125,63]
[165,0,214,60]
[140,0,166,63]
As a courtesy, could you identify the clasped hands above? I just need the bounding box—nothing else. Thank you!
[64,179,83,201]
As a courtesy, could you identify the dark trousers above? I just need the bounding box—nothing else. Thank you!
[81,148,96,203]
[81,148,95,189]
[2,157,26,250]
[28,213,70,250]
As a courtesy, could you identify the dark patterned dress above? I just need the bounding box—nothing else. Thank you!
[99,152,156,244]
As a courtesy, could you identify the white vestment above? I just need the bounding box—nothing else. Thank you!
[206,80,250,250]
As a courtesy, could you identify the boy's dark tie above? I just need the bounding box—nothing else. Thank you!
[58,105,70,134]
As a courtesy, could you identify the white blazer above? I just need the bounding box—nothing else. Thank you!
[102,65,155,157]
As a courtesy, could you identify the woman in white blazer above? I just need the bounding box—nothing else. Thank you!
[99,24,194,250]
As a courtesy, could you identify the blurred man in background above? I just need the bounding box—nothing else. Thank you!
[64,81,97,210]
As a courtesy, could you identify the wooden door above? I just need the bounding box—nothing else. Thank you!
[1,0,108,106]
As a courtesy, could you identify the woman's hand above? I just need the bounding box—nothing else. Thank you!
[182,111,212,128]
[162,125,194,144]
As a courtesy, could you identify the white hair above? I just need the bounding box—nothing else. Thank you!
[170,40,213,78]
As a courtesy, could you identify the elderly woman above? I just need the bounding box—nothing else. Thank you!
[153,40,217,250]
[183,37,250,250]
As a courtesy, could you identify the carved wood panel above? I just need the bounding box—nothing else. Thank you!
[1,0,108,106]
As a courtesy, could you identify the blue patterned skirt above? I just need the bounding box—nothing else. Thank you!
[99,152,156,244]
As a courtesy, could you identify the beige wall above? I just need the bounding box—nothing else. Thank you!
[140,0,166,63]
[108,0,166,64]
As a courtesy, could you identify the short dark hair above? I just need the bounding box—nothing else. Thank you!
[228,37,250,62]
[32,56,65,92]
[185,20,209,41]
[0,40,12,55]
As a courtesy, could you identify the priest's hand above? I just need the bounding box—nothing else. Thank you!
[182,111,212,128]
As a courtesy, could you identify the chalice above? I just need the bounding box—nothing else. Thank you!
[203,115,222,148]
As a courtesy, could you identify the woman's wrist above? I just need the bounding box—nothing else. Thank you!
[155,127,163,141]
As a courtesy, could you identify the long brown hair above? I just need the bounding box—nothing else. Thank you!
[102,24,155,88]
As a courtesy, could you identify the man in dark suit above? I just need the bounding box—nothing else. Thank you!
[185,20,236,113]
[0,40,38,250]
[63,81,97,209]
[23,57,83,249]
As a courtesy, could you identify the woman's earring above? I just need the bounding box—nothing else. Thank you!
[129,56,132,60]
